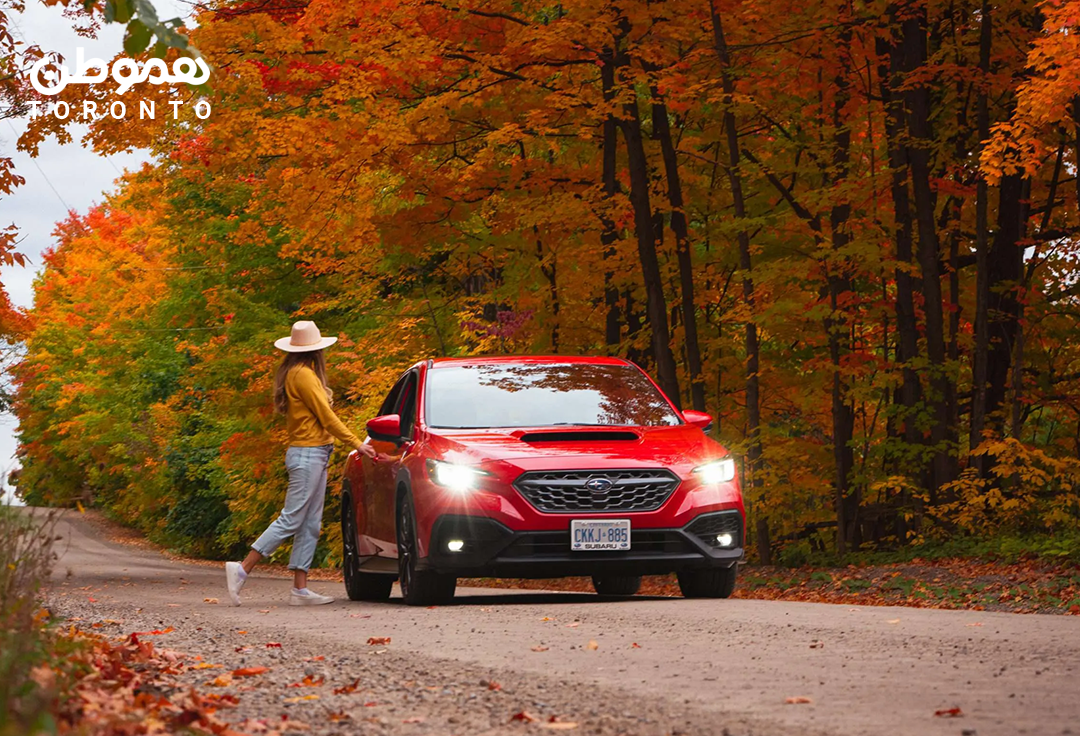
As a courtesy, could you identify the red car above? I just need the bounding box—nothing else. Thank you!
[340,356,745,605]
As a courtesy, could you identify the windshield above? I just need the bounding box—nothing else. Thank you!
[424,363,682,429]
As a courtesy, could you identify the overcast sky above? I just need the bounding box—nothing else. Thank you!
[0,0,191,504]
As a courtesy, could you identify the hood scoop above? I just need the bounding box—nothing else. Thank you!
[518,430,640,443]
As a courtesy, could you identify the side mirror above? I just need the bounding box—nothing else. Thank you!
[366,414,402,443]
[683,410,713,433]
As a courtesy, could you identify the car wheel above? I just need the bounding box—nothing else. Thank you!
[396,490,456,607]
[591,575,642,597]
[341,494,393,601]
[677,565,737,599]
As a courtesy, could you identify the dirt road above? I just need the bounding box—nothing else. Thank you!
[45,511,1077,736]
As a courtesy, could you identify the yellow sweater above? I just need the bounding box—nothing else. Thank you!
[285,365,362,450]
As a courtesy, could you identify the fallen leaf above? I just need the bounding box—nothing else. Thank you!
[965,622,984,627]
[539,617,553,622]
[487,680,502,691]
[208,674,233,687]
[266,642,282,648]
[565,622,580,628]
[258,609,271,614]
[402,716,425,724]
[934,707,963,718]
[232,667,270,677]
[283,718,312,731]
[204,598,219,605]
[288,675,324,688]
[328,710,350,723]
[511,711,538,723]
[283,695,320,704]
[166,604,181,608]
[543,717,579,730]
[334,678,361,695]
[192,663,223,670]
[531,645,549,652]
[586,640,599,651]
[237,630,248,635]
[303,656,325,662]
[349,613,371,619]
[785,696,812,704]
[235,646,252,653]
[631,642,641,649]
[363,702,378,707]
[886,619,900,624]
[133,627,175,636]
[367,637,391,646]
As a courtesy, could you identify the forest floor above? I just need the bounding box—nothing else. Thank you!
[81,510,1080,615]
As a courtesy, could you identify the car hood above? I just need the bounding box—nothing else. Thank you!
[425,424,727,476]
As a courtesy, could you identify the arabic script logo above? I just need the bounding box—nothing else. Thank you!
[26,48,210,96]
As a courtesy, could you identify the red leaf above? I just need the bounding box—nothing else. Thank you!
[934,707,963,718]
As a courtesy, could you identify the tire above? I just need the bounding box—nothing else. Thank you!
[591,575,642,597]
[396,491,456,606]
[341,494,393,601]
[677,565,738,599]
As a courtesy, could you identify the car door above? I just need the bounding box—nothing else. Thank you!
[364,371,419,556]
[361,375,406,557]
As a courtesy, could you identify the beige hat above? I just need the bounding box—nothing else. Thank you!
[274,320,338,353]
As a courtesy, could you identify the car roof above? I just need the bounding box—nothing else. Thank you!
[427,355,634,369]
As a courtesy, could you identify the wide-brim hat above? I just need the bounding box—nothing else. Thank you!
[274,320,338,353]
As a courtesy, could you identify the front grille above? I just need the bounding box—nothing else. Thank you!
[685,511,743,548]
[500,530,691,558]
[513,469,681,513]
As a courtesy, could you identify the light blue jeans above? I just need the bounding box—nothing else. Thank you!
[251,444,333,572]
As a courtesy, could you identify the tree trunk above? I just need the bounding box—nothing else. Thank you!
[651,89,706,412]
[901,4,952,495]
[970,0,992,462]
[601,48,621,349]
[709,0,766,560]
[827,26,857,555]
[877,29,924,478]
[985,173,1025,432]
[614,39,681,405]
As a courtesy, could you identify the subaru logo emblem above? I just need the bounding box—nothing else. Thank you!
[585,477,614,494]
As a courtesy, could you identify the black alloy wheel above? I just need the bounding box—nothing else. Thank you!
[396,491,456,606]
[677,565,737,598]
[591,575,643,597]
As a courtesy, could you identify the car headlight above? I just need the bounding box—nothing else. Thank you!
[427,459,489,493]
[693,458,736,485]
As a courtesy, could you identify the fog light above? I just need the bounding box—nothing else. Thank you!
[447,539,465,552]
[716,533,734,547]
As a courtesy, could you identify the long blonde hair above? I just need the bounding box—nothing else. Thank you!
[274,350,333,414]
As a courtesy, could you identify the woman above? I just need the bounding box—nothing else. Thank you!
[224,320,380,607]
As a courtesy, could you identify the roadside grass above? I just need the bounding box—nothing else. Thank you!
[0,505,68,735]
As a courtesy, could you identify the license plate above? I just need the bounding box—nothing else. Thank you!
[570,519,631,551]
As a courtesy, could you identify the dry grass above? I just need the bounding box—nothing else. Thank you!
[0,506,62,734]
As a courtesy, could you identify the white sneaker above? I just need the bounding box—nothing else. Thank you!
[225,562,246,606]
[289,588,334,606]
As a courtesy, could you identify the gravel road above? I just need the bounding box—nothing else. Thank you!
[44,510,1079,736]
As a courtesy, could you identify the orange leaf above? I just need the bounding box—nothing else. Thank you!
[934,707,963,717]
[367,637,391,645]
[232,667,269,677]
[785,696,812,704]
[334,678,361,695]
[531,645,549,652]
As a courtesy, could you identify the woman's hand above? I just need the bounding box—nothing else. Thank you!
[357,444,378,459]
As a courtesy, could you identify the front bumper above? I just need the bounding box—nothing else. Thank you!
[420,510,743,578]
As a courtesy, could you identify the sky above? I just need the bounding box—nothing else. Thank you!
[0,0,191,505]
